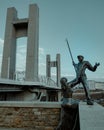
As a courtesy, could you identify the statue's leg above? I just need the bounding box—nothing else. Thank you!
[81,77,90,99]
[81,77,93,105]
[67,78,79,88]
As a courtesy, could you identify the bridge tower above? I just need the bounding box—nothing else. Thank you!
[46,54,61,87]
[1,4,39,81]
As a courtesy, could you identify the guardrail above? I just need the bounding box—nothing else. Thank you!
[15,71,58,87]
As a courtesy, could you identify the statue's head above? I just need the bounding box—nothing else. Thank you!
[77,55,84,62]
[60,77,67,85]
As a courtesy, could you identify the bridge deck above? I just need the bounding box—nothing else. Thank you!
[0,78,60,92]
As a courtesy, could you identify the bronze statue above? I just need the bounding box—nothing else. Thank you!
[55,40,100,130]
[55,77,79,130]
[60,77,72,98]
[68,55,100,105]
[66,39,100,105]
[55,56,100,130]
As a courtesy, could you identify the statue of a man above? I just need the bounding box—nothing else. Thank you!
[68,55,100,105]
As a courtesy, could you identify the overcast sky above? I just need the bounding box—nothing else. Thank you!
[0,0,104,81]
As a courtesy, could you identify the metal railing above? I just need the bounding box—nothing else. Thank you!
[14,71,58,87]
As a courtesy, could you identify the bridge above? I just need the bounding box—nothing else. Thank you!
[0,75,60,91]
[0,76,61,101]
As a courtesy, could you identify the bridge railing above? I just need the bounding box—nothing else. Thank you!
[37,76,57,87]
[14,71,58,87]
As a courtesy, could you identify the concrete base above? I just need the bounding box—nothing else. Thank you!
[79,102,104,130]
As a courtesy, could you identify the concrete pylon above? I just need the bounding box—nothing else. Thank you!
[46,54,61,87]
[1,4,39,81]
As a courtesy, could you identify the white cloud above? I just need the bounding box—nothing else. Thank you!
[16,46,47,75]
[39,63,46,67]
[17,45,27,54]
[39,47,45,55]
[16,44,27,71]
[39,47,46,75]
[0,43,58,78]
[39,63,46,75]
[0,38,4,45]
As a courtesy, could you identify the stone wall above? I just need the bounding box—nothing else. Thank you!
[0,102,61,130]
[73,91,104,100]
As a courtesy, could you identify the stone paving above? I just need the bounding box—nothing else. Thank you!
[79,102,104,130]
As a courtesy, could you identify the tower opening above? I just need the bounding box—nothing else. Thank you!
[15,37,27,80]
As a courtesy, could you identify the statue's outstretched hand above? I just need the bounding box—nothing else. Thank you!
[95,62,100,67]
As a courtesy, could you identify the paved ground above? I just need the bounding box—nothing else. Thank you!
[79,101,104,130]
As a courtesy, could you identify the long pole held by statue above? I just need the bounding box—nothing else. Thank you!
[66,38,74,63]
[66,38,77,72]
